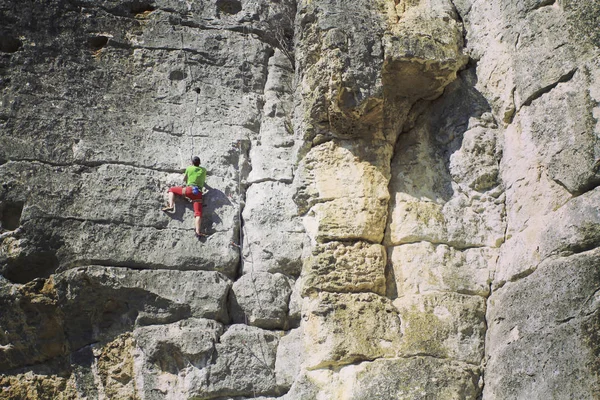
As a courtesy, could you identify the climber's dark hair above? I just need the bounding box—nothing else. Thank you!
[192,156,200,166]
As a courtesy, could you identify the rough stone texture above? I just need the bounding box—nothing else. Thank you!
[302,292,402,369]
[385,68,505,249]
[382,0,468,102]
[485,249,600,398]
[303,196,390,243]
[242,49,304,277]
[287,277,303,327]
[184,324,283,399]
[375,40,501,399]
[394,293,486,365]
[0,278,66,372]
[496,186,600,286]
[295,140,392,211]
[0,161,240,279]
[389,242,495,297]
[296,139,393,243]
[293,0,388,142]
[517,68,600,194]
[134,318,224,399]
[302,241,387,296]
[455,1,600,398]
[229,271,292,329]
[0,372,78,400]
[55,266,230,350]
[501,67,600,241]
[1,0,299,398]
[247,49,298,186]
[285,357,480,400]
[242,181,304,276]
[96,334,137,399]
[274,327,304,390]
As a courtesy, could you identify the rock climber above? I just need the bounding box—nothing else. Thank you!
[162,156,207,237]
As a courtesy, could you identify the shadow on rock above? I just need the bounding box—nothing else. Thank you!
[200,184,232,233]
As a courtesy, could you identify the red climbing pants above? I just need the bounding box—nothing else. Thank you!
[168,186,203,217]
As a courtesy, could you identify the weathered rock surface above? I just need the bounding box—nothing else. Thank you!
[0,371,78,400]
[229,271,292,329]
[242,181,304,276]
[135,321,285,399]
[496,186,600,286]
[302,241,386,296]
[54,267,230,350]
[296,139,393,243]
[274,327,304,391]
[455,1,600,399]
[485,249,600,398]
[1,0,299,397]
[0,278,66,372]
[286,357,480,400]
[385,68,505,249]
[389,242,495,297]
[185,324,283,399]
[134,318,223,398]
[382,0,468,102]
[302,292,402,369]
[394,293,486,365]
[242,48,304,277]
[95,334,137,400]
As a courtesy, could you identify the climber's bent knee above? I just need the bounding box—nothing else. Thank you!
[168,186,184,196]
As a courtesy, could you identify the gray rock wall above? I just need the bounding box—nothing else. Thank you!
[1,0,300,398]
[1,0,599,398]
[456,1,600,398]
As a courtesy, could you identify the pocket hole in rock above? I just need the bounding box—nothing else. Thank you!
[1,201,24,231]
[130,1,155,15]
[169,70,187,81]
[216,0,242,15]
[88,35,109,51]
[0,36,22,53]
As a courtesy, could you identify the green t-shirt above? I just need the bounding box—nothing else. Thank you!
[185,165,206,188]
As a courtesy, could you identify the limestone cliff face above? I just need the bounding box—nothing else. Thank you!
[0,0,599,399]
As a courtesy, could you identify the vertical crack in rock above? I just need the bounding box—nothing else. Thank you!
[287,0,497,397]
[379,0,501,397]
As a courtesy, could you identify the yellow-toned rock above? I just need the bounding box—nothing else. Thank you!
[304,197,388,243]
[389,242,495,297]
[386,196,446,245]
[0,278,67,371]
[97,334,137,400]
[295,139,392,213]
[295,0,389,141]
[287,357,480,399]
[382,0,468,100]
[297,139,392,243]
[394,293,486,365]
[302,292,402,369]
[302,241,386,296]
[0,372,78,400]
